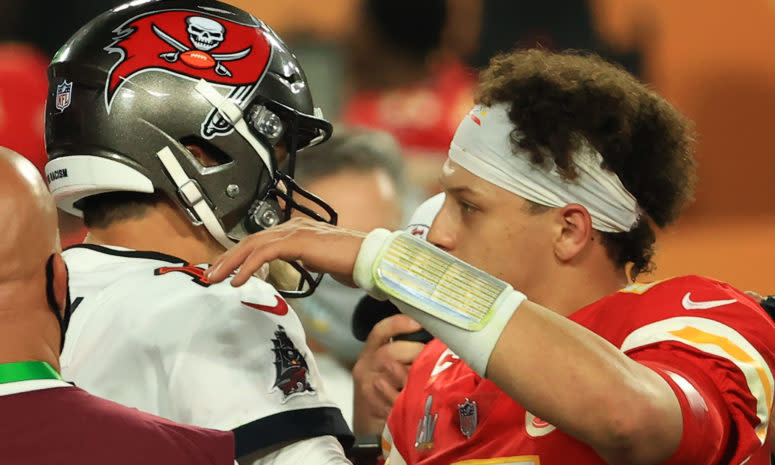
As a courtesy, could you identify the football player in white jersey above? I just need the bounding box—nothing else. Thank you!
[44,1,352,463]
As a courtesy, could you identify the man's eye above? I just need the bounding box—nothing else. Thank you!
[459,201,477,213]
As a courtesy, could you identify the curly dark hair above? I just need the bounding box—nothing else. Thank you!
[477,49,696,278]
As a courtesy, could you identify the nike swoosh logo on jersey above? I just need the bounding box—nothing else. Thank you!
[681,292,737,310]
[241,296,288,316]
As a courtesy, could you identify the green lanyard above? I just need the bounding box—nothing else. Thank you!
[0,361,62,384]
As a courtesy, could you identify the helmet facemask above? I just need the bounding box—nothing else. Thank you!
[226,96,337,298]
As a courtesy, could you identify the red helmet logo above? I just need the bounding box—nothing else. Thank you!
[105,10,272,138]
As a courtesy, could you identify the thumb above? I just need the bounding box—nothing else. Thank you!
[364,313,423,352]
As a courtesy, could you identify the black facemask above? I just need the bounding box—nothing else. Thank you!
[44,255,72,351]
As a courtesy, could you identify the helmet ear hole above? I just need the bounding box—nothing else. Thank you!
[180,136,232,168]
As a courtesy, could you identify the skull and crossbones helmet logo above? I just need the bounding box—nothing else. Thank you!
[150,15,252,78]
[187,16,224,51]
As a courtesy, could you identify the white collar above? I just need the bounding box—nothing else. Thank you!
[0,379,72,397]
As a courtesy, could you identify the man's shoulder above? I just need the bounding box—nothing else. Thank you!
[573,275,775,349]
[3,386,234,463]
[64,244,282,313]
[584,275,760,322]
[80,389,234,443]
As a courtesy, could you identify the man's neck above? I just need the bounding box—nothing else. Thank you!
[0,316,61,373]
[529,254,630,318]
[83,200,226,265]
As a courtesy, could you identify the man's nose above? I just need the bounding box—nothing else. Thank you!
[426,208,455,252]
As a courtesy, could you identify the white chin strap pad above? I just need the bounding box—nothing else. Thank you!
[354,228,527,376]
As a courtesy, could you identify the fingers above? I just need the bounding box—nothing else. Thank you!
[382,340,426,365]
[745,290,764,303]
[208,231,300,286]
[374,376,402,409]
[206,218,307,283]
[351,317,426,436]
[378,356,411,389]
[231,243,288,287]
[363,314,423,353]
[206,237,259,283]
[353,385,393,435]
[205,217,367,287]
[353,343,418,389]
[353,366,404,426]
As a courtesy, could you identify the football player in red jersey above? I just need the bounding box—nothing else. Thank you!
[208,48,775,465]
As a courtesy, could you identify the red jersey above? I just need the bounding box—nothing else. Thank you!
[383,275,775,464]
[0,381,234,464]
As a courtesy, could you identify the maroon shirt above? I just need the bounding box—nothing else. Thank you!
[0,384,234,464]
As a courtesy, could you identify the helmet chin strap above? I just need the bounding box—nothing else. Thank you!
[156,146,235,250]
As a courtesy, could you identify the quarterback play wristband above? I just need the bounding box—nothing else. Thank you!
[354,229,527,375]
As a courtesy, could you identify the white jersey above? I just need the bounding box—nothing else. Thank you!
[61,244,352,458]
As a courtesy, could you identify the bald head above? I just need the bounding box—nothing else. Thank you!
[0,147,68,367]
[0,147,59,284]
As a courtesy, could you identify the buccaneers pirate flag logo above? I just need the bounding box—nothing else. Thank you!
[105,10,272,138]
[271,325,314,401]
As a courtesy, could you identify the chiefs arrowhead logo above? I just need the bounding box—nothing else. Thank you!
[104,10,272,138]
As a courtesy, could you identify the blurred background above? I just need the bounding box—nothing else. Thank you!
[1,0,772,292]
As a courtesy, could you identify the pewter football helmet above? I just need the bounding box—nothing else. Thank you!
[45,0,336,296]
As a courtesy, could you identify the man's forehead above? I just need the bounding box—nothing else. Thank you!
[439,158,492,197]
[439,157,536,207]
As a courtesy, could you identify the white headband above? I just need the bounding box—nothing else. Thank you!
[448,103,640,233]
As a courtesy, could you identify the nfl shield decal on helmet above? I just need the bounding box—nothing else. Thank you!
[104,10,272,139]
[55,80,73,112]
[271,325,315,402]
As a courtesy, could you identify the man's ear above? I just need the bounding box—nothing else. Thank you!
[554,203,593,262]
[185,144,225,168]
[51,253,69,313]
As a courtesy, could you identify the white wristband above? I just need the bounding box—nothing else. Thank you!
[352,228,527,376]
[391,290,524,376]
[353,228,393,300]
